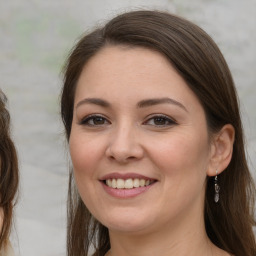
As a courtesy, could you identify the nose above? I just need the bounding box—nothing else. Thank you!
[105,124,144,163]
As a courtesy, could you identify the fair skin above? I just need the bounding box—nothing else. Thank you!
[69,46,234,256]
[0,207,3,231]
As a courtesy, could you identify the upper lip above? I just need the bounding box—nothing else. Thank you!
[100,172,156,181]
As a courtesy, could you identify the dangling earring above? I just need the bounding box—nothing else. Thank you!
[214,170,220,203]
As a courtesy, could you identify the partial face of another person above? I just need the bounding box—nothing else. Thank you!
[0,207,3,231]
[69,46,214,234]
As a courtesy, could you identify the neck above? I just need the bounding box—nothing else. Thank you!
[107,209,226,256]
[108,226,211,256]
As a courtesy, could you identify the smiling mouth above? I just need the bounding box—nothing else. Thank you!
[104,178,156,189]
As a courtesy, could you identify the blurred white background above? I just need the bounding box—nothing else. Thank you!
[0,0,255,255]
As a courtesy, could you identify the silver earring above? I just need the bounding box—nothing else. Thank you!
[214,170,220,203]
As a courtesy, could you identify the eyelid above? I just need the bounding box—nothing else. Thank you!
[78,113,177,127]
[143,114,177,126]
[79,114,110,126]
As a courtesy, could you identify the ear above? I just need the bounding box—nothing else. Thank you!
[207,124,235,177]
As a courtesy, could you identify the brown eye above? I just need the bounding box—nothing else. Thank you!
[144,115,176,127]
[91,116,106,125]
[81,115,110,126]
[153,117,168,125]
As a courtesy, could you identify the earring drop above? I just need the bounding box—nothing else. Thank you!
[214,170,220,203]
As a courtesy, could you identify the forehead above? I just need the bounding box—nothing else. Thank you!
[82,45,172,76]
[75,46,201,111]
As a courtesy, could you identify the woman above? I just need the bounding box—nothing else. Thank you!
[61,11,256,256]
[0,90,18,255]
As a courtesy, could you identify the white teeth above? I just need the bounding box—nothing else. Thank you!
[133,178,140,188]
[106,179,112,187]
[139,179,145,187]
[116,179,125,188]
[112,179,117,188]
[105,178,153,189]
[124,179,133,189]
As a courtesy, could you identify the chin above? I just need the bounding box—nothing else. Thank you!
[107,221,153,234]
[97,209,156,234]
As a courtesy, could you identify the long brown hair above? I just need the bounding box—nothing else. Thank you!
[61,10,256,256]
[0,90,19,250]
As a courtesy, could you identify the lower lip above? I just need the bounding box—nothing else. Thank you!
[101,182,155,199]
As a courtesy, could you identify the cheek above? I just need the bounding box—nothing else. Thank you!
[148,130,210,181]
[150,132,209,211]
[69,131,102,211]
[69,130,103,177]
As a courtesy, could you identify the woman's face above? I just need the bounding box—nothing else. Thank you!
[69,46,213,234]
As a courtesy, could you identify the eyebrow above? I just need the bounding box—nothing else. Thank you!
[76,98,110,109]
[137,97,188,112]
[76,97,187,112]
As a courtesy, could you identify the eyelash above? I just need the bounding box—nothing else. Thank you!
[143,114,177,127]
[79,114,177,127]
[80,114,110,126]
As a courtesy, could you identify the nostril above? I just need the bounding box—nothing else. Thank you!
[105,143,144,163]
